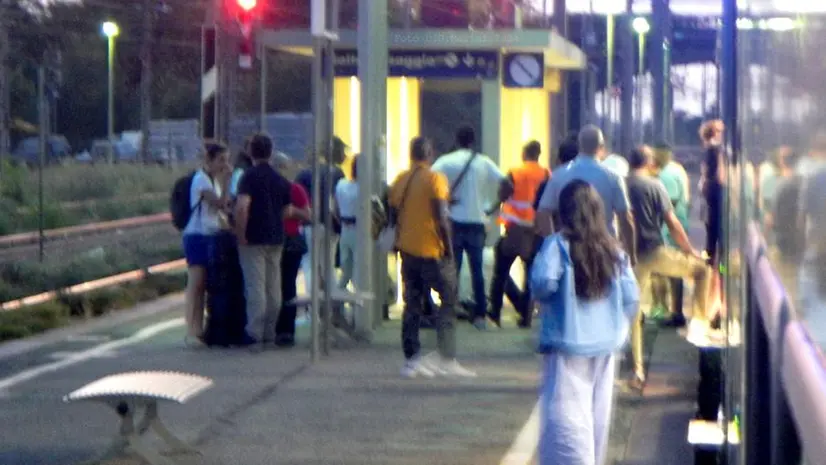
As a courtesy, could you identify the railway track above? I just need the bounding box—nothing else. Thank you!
[0,214,176,264]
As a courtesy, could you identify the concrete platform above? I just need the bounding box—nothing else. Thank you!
[0,308,699,465]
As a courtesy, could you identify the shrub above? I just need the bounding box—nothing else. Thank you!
[146,273,187,295]
[0,271,186,343]
[0,240,184,302]
[33,163,193,203]
[0,160,29,205]
[87,288,123,317]
[0,163,194,234]
[0,301,70,342]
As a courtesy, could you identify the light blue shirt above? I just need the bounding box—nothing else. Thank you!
[334,179,359,219]
[530,234,640,356]
[431,149,505,224]
[536,154,630,237]
[602,153,629,178]
[229,168,244,197]
[658,161,689,245]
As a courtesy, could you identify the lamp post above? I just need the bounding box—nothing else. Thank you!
[632,17,650,142]
[102,21,119,163]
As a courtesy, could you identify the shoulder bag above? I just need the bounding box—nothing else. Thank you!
[448,151,478,206]
[377,168,421,253]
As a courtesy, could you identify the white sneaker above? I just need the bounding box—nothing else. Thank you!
[401,357,436,379]
[438,359,478,378]
[420,352,477,378]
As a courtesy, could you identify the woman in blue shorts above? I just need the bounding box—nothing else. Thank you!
[183,142,231,347]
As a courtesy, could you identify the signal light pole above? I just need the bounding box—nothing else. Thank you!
[235,0,257,70]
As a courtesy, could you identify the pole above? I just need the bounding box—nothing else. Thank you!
[321,0,339,355]
[605,14,614,148]
[259,47,267,132]
[107,35,116,163]
[637,32,646,142]
[354,0,386,340]
[619,2,634,154]
[551,0,567,153]
[37,66,46,262]
[403,0,411,28]
[140,0,153,164]
[651,0,671,143]
[309,0,325,362]
[0,9,10,176]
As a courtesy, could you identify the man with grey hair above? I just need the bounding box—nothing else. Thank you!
[535,125,636,263]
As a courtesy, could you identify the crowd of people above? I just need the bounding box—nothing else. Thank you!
[386,123,734,465]
[176,120,750,464]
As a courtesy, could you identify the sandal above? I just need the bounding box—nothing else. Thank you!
[628,374,646,393]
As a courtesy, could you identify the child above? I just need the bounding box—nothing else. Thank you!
[530,179,640,465]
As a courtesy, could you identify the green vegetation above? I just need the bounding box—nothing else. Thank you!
[0,273,187,343]
[0,161,192,234]
[0,241,182,303]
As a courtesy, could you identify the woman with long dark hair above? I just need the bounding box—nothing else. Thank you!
[531,180,639,465]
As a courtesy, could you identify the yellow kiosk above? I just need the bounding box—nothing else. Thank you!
[259,28,586,180]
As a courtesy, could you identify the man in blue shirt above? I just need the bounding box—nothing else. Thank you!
[536,125,637,265]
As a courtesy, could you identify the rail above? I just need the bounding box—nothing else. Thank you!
[0,259,186,312]
[0,213,172,249]
[743,221,826,465]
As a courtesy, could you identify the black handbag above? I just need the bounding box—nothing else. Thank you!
[284,233,308,256]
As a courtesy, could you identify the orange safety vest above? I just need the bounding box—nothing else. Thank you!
[499,161,550,226]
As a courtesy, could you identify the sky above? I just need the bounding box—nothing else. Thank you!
[526,0,826,15]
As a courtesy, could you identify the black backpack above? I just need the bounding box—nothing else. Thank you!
[170,171,200,231]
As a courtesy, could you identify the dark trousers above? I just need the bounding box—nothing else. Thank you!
[695,349,725,465]
[705,185,725,264]
[489,238,532,325]
[204,232,248,347]
[275,247,304,339]
[450,221,487,319]
[670,277,684,318]
[400,252,458,360]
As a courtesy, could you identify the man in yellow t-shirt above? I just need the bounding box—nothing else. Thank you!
[389,136,477,379]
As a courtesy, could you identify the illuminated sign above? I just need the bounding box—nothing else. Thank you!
[333,50,499,79]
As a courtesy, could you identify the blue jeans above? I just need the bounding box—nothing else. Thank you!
[451,221,487,320]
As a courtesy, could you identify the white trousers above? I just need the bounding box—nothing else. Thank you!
[300,225,339,294]
[538,351,616,465]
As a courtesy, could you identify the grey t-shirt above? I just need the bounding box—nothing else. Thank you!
[626,174,672,256]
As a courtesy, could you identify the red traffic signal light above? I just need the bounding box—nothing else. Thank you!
[237,0,256,12]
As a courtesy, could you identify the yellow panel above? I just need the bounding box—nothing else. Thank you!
[332,77,420,184]
[544,69,561,93]
[333,77,361,154]
[499,86,551,174]
[385,77,420,184]
[333,77,361,179]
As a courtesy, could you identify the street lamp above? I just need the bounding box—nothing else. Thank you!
[101,21,119,163]
[632,17,650,142]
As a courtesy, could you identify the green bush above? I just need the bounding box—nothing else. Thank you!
[0,240,184,302]
[0,162,194,234]
[0,271,187,343]
[0,160,30,204]
[146,273,187,295]
[0,301,70,342]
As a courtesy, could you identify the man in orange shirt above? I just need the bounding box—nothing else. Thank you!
[389,137,477,379]
[489,140,549,328]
